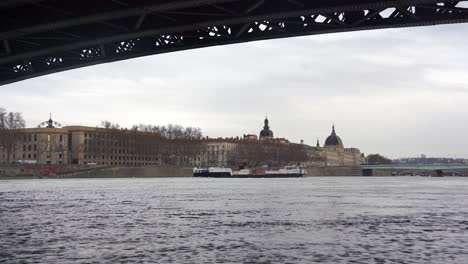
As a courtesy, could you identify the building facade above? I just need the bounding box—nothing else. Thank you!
[1,116,366,168]
[0,117,69,164]
[0,127,69,164]
[317,125,366,166]
[1,117,201,166]
[203,138,240,167]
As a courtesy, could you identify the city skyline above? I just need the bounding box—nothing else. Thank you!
[3,24,468,158]
[4,112,462,160]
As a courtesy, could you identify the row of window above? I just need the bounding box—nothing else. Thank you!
[22,144,64,151]
[83,148,160,155]
[208,145,235,149]
[23,144,37,151]
[22,134,37,142]
[83,155,158,161]
[22,153,37,159]
[21,134,64,142]
[21,153,64,159]
[208,150,229,155]
[84,132,145,141]
[83,140,163,151]
[84,161,159,166]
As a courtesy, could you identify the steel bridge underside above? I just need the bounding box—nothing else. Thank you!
[1,0,468,86]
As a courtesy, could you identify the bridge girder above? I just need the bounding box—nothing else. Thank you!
[396,170,431,176]
[1,0,468,85]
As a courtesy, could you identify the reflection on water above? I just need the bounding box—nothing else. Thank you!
[1,177,468,263]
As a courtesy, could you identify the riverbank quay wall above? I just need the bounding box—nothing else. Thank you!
[73,166,369,177]
[79,166,365,177]
[72,166,192,178]
[2,164,406,178]
[0,164,111,178]
[0,164,192,178]
[305,166,363,176]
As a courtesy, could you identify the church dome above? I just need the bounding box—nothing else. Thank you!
[324,125,343,147]
[259,117,273,139]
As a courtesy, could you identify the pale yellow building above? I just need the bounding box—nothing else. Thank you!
[204,138,240,167]
[318,125,365,166]
[0,117,69,164]
[0,117,166,166]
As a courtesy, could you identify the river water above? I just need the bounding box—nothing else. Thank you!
[1,177,468,264]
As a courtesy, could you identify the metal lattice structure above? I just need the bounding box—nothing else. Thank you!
[362,164,468,176]
[1,0,468,86]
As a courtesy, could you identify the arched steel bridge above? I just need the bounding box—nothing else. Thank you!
[1,0,468,86]
[362,164,468,176]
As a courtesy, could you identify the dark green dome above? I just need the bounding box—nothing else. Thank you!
[259,117,273,138]
[325,125,343,146]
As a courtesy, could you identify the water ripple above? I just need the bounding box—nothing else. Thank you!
[1,177,468,263]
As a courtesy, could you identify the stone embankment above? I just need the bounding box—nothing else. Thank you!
[65,166,367,177]
[0,164,192,178]
[2,165,395,178]
[305,166,363,176]
[0,164,110,178]
[72,166,192,178]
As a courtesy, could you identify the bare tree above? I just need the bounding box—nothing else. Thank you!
[100,120,120,129]
[0,108,26,163]
[91,121,206,167]
[367,154,392,165]
[0,107,6,129]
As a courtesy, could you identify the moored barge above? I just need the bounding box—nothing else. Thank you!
[193,166,305,178]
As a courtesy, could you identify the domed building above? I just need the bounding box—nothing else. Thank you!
[317,124,365,166]
[259,116,273,140]
[324,125,344,149]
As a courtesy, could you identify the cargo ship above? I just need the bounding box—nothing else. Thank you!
[193,166,305,178]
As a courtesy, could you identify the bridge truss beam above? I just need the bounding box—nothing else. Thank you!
[1,0,468,85]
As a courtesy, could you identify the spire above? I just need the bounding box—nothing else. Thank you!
[331,124,336,135]
[259,116,273,139]
[47,113,54,128]
[263,116,269,129]
[316,138,320,148]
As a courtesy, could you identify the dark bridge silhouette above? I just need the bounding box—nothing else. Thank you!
[362,164,468,176]
[1,0,468,85]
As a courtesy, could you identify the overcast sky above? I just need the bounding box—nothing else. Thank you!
[2,24,468,158]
